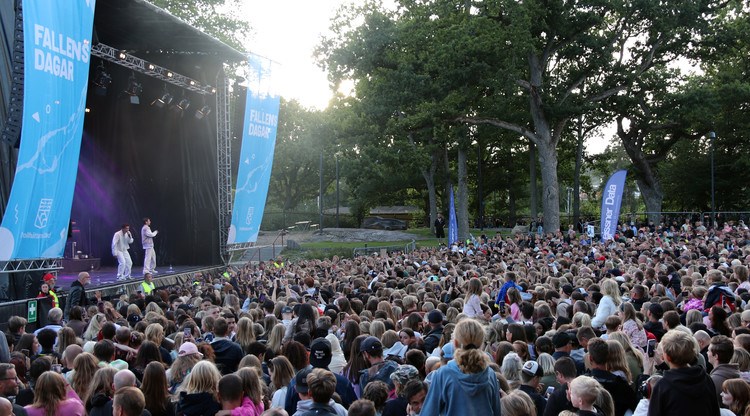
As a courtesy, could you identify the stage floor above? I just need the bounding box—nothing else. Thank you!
[55,265,211,291]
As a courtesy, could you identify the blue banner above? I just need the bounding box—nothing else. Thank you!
[227,54,281,244]
[0,0,96,261]
[448,187,458,246]
[600,170,627,241]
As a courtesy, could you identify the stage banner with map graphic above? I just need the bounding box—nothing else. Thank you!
[227,53,281,244]
[0,0,96,260]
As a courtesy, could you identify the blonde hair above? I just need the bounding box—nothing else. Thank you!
[266,324,285,355]
[144,323,164,345]
[464,278,483,303]
[184,361,221,397]
[83,366,117,407]
[71,352,99,397]
[572,312,592,328]
[236,367,263,405]
[235,317,256,352]
[500,389,536,416]
[600,279,622,306]
[570,376,614,416]
[170,352,202,385]
[82,313,107,341]
[454,319,488,374]
[606,340,632,383]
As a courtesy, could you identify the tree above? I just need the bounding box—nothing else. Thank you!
[149,0,252,50]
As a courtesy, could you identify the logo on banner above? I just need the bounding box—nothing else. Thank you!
[245,207,254,225]
[34,198,53,229]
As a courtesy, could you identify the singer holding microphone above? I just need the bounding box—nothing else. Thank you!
[112,223,134,281]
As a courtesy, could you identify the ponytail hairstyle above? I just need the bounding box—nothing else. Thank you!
[569,376,614,416]
[454,319,488,374]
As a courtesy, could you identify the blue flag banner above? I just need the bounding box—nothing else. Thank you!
[600,170,628,241]
[448,187,458,246]
[0,0,96,261]
[228,54,281,244]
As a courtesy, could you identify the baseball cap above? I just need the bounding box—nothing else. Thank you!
[552,331,572,349]
[178,342,203,358]
[43,273,55,282]
[361,336,383,354]
[522,360,543,377]
[295,368,312,394]
[309,338,332,369]
[561,284,574,296]
[441,342,455,360]
[281,306,293,314]
[390,364,420,385]
[427,310,444,324]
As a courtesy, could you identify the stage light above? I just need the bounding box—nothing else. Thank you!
[118,50,127,59]
[147,63,155,71]
[189,80,196,86]
[124,73,143,104]
[151,91,174,108]
[176,98,190,111]
[93,63,111,96]
[211,87,217,94]
[195,105,211,119]
[85,107,91,113]
[167,71,174,77]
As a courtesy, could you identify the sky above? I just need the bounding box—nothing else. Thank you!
[241,0,349,110]
[240,0,611,154]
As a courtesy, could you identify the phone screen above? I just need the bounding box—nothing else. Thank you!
[184,327,191,338]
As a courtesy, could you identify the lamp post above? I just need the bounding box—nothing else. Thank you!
[710,131,716,229]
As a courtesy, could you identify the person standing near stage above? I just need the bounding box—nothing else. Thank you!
[434,214,446,240]
[141,218,159,275]
[64,272,90,321]
[141,273,155,296]
[112,224,134,281]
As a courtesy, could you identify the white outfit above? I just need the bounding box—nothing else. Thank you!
[271,386,287,409]
[591,295,618,329]
[112,230,134,279]
[462,294,482,318]
[141,224,158,274]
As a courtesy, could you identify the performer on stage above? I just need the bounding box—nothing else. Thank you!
[141,217,159,275]
[112,224,134,281]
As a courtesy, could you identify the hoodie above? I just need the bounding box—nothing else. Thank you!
[293,399,347,416]
[176,391,222,416]
[87,392,113,416]
[419,360,501,416]
[231,396,264,416]
[648,365,720,416]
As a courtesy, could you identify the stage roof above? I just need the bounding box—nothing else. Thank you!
[93,0,246,63]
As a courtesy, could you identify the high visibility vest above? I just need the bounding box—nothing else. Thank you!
[141,281,155,295]
[49,290,58,308]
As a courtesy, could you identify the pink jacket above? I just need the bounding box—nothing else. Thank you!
[231,397,264,416]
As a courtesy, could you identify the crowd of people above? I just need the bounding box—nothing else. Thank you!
[2,218,750,416]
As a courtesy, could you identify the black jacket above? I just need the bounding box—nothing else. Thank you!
[648,365,720,416]
[87,393,113,416]
[422,325,443,353]
[175,392,221,416]
[590,369,637,416]
[543,383,575,416]
[299,402,338,416]
[64,280,88,320]
[518,384,546,416]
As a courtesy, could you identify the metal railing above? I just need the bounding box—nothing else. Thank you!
[353,240,417,257]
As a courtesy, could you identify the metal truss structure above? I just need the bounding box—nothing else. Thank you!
[0,258,61,273]
[90,43,216,95]
[216,70,233,264]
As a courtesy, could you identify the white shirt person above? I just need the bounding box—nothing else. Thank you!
[141,217,159,275]
[112,224,134,280]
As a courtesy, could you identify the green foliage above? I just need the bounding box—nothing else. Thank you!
[148,0,251,50]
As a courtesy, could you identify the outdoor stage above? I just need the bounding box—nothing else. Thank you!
[54,265,213,291]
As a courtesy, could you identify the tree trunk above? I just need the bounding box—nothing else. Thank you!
[424,148,439,234]
[637,179,663,225]
[537,142,561,233]
[573,120,584,226]
[457,146,470,241]
[529,142,537,222]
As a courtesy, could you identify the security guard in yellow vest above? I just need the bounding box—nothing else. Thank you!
[141,273,155,295]
[43,273,59,308]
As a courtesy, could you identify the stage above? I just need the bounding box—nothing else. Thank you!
[54,265,215,292]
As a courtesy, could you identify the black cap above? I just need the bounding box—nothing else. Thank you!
[361,336,382,354]
[309,338,332,369]
[561,284,574,295]
[295,368,312,394]
[427,310,444,324]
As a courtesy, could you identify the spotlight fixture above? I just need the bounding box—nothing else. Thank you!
[166,71,173,78]
[93,62,111,96]
[124,72,142,104]
[151,85,174,108]
[118,50,127,59]
[195,105,211,119]
[175,98,191,111]
[147,63,155,71]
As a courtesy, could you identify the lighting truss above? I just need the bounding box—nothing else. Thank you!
[0,258,62,273]
[91,43,216,95]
